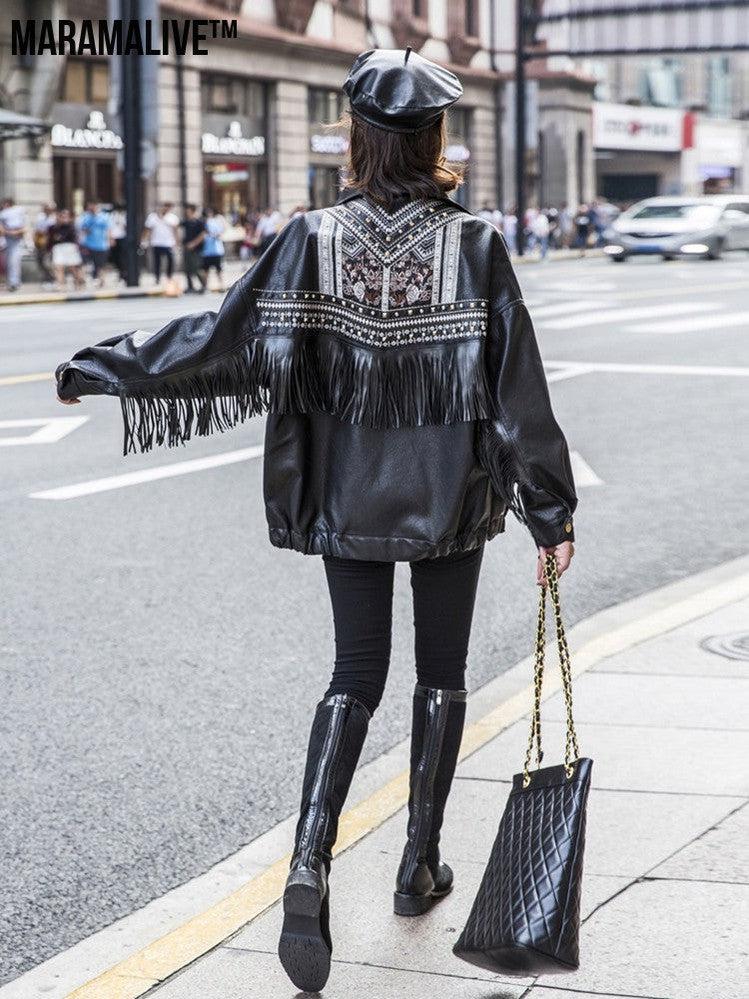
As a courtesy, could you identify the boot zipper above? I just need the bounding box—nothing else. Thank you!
[297,695,348,867]
[403,690,449,883]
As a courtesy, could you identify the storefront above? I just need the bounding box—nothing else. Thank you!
[593,101,684,203]
[307,87,347,209]
[51,59,122,212]
[446,107,472,207]
[688,116,747,194]
[201,74,269,219]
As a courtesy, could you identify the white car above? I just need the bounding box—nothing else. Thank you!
[603,195,749,261]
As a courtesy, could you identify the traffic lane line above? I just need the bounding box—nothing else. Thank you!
[627,310,749,335]
[0,372,54,386]
[55,560,749,999]
[545,361,749,378]
[29,446,265,500]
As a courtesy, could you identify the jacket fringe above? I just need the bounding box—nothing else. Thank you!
[476,420,528,526]
[119,333,493,455]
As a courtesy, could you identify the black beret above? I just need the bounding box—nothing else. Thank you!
[343,48,463,134]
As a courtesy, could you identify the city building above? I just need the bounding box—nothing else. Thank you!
[0,0,595,220]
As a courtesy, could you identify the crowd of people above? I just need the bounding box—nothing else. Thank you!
[0,199,293,294]
[477,199,620,258]
[0,195,622,293]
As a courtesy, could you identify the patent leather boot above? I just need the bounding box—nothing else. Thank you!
[278,693,370,992]
[394,685,467,916]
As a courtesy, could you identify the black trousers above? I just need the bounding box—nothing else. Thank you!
[153,246,174,280]
[323,546,484,715]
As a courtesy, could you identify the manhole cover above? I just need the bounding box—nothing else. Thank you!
[700,632,749,662]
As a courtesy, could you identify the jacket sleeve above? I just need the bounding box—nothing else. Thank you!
[477,228,577,548]
[55,217,306,454]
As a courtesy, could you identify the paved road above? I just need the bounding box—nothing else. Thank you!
[1,254,748,983]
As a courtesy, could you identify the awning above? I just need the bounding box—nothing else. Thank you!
[0,107,51,141]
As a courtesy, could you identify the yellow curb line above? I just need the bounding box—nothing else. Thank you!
[0,372,54,386]
[0,288,165,308]
[66,570,749,999]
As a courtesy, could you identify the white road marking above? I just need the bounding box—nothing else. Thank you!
[30,445,264,500]
[546,364,594,382]
[539,300,716,330]
[528,300,608,319]
[627,310,749,335]
[570,450,603,487]
[546,361,749,378]
[0,416,88,446]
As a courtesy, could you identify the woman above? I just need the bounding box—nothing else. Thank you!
[56,49,576,994]
[201,206,227,292]
[49,209,85,290]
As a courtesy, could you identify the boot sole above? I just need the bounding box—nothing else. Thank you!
[393,883,453,917]
[278,882,331,993]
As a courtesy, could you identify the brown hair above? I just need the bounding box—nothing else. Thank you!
[340,113,462,208]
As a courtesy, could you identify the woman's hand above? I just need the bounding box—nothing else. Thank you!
[57,395,80,405]
[536,541,575,586]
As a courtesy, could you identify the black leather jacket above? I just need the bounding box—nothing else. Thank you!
[56,192,576,560]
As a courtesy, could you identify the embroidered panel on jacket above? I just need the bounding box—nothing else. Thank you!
[256,198,488,348]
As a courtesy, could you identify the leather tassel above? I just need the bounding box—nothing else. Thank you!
[118,333,495,455]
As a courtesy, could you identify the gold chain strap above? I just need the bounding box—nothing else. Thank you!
[522,554,580,787]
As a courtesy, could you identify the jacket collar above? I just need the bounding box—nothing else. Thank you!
[334,188,475,216]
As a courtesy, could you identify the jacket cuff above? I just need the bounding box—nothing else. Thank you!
[529,513,575,549]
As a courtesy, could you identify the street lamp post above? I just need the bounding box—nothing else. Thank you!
[121,0,143,286]
[514,0,527,256]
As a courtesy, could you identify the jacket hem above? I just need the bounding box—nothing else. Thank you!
[268,516,506,562]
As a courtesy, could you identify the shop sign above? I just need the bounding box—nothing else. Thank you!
[202,120,265,157]
[310,133,349,155]
[51,109,123,150]
[445,143,470,162]
[593,102,683,152]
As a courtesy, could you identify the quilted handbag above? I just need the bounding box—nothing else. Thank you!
[453,555,593,976]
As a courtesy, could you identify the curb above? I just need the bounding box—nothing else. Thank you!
[0,287,167,308]
[5,554,749,999]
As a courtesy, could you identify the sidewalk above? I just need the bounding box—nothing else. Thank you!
[142,572,749,998]
[0,249,604,307]
[7,560,746,999]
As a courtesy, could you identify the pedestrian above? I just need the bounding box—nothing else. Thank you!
[48,208,85,290]
[180,204,207,294]
[574,204,591,256]
[79,202,111,287]
[531,209,550,259]
[502,207,517,254]
[201,207,226,292]
[33,203,57,286]
[558,202,574,248]
[255,206,282,254]
[109,204,127,281]
[143,202,179,283]
[0,197,27,292]
[55,48,576,996]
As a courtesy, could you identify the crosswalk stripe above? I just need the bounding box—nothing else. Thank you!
[627,311,749,335]
[30,446,265,500]
[539,300,716,330]
[528,300,607,318]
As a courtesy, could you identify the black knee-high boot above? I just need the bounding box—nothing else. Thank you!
[394,684,467,916]
[279,693,370,992]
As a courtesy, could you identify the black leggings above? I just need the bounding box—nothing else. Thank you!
[153,246,174,280]
[323,546,484,715]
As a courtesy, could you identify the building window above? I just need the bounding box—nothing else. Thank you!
[309,88,343,125]
[412,0,424,16]
[202,75,266,118]
[707,57,731,118]
[60,59,109,104]
[465,0,478,37]
[641,58,683,108]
